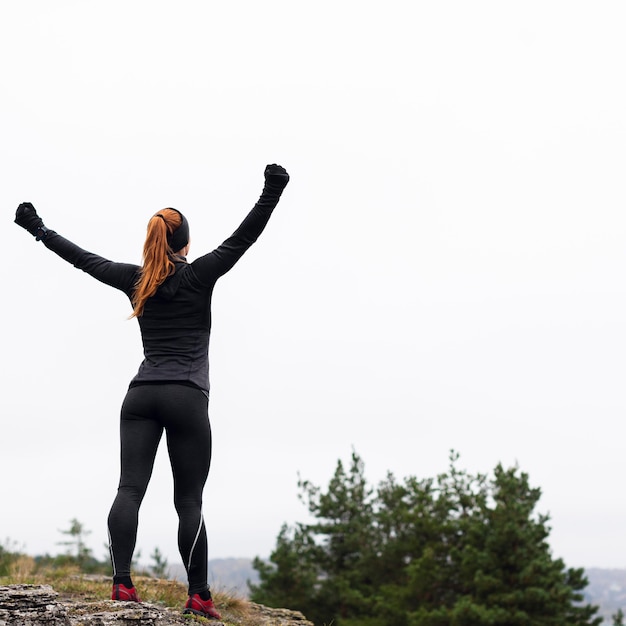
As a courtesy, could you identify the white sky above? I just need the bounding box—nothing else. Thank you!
[2,1,626,574]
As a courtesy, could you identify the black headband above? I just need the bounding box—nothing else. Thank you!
[156,209,189,252]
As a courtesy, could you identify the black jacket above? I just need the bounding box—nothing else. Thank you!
[43,183,285,392]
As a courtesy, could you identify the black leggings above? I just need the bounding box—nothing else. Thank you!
[107,384,212,595]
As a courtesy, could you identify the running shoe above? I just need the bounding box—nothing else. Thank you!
[184,594,222,620]
[111,583,141,602]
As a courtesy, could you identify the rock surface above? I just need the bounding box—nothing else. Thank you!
[0,585,69,626]
[0,585,313,626]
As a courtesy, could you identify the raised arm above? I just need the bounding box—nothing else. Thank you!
[14,202,139,295]
[191,164,290,284]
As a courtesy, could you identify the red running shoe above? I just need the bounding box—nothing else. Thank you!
[184,594,222,620]
[111,584,141,602]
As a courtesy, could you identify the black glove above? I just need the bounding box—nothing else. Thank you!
[15,202,49,241]
[264,164,290,192]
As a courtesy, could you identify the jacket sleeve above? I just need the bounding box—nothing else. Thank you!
[190,183,286,286]
[43,231,139,296]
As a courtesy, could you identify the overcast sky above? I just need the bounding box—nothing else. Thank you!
[2,1,626,577]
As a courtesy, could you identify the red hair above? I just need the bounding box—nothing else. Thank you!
[130,208,182,318]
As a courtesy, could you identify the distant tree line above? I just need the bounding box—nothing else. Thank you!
[0,518,168,579]
[250,451,606,626]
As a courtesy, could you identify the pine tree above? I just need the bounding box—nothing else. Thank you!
[397,461,601,625]
[57,518,93,568]
[251,451,601,626]
[298,450,378,622]
[249,523,319,619]
[150,547,168,578]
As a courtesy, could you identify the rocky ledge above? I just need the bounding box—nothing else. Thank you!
[0,585,313,626]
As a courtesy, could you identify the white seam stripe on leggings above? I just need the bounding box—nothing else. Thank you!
[108,527,117,577]
[188,513,204,571]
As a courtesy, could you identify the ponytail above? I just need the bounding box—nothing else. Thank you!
[130,208,182,318]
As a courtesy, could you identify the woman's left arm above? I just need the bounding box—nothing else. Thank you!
[190,164,290,285]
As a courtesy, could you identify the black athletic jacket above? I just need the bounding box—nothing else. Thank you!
[42,184,285,392]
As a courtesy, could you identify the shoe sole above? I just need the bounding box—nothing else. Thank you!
[183,607,222,620]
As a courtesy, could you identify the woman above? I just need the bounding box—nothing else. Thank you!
[14,164,290,620]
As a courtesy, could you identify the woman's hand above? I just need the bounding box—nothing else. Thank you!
[15,202,49,240]
[264,164,290,191]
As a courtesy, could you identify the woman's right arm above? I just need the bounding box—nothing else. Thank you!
[15,202,139,295]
